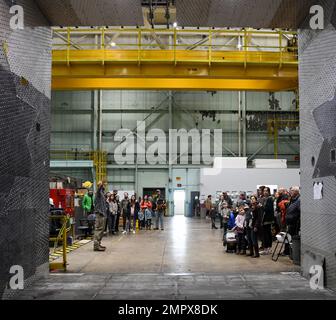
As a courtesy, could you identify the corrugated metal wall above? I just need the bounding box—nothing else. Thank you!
[51,90,299,161]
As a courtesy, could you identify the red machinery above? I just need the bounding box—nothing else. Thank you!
[50,188,75,216]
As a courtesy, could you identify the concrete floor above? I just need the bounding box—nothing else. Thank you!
[9,216,336,300]
[61,216,299,273]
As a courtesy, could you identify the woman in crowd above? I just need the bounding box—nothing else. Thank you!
[140,195,152,230]
[104,192,111,233]
[130,195,140,234]
[261,187,274,255]
[107,193,118,235]
[115,194,121,232]
[244,201,253,256]
[217,194,225,229]
[250,198,263,258]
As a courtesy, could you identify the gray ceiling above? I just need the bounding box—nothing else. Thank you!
[33,0,331,29]
[34,0,144,26]
[176,0,318,29]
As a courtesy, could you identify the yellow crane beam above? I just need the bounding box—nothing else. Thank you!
[52,49,298,91]
[52,77,297,91]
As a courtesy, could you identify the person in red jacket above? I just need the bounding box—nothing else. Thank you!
[140,195,152,230]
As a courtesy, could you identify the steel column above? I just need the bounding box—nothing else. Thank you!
[168,91,174,216]
[242,91,247,157]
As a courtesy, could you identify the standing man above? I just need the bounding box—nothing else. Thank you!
[284,186,301,255]
[93,180,108,252]
[222,192,233,208]
[205,195,217,229]
[121,192,131,234]
[82,190,94,217]
[154,189,166,231]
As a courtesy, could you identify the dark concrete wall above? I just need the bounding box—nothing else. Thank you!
[0,0,51,297]
[299,0,336,290]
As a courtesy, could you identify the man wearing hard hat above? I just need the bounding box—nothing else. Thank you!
[82,182,95,217]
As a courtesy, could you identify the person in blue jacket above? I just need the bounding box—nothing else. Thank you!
[223,209,236,247]
[227,210,236,230]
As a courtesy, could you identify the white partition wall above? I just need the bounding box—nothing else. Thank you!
[200,168,300,198]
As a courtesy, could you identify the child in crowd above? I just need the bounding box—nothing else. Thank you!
[227,209,236,230]
[145,207,152,230]
[138,207,145,230]
[235,205,246,255]
[223,206,236,249]
[221,201,231,234]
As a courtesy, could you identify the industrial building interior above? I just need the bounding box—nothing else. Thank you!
[1,0,336,301]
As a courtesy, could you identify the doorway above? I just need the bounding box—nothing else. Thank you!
[174,190,185,215]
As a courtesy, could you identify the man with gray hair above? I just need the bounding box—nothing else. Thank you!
[284,186,301,255]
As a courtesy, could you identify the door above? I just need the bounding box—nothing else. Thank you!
[190,191,200,217]
[174,190,185,215]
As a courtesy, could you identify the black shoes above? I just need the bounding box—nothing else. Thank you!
[94,246,106,252]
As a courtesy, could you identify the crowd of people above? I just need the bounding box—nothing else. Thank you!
[204,186,301,258]
[82,181,300,256]
[82,181,166,252]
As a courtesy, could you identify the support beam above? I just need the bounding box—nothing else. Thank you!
[97,90,103,150]
[168,91,173,217]
[238,91,242,157]
[242,91,247,157]
[52,77,298,91]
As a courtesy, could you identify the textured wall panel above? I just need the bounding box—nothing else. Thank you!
[177,0,332,29]
[299,15,336,290]
[34,0,144,26]
[0,0,51,298]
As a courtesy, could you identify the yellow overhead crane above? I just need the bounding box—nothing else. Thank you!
[52,27,298,91]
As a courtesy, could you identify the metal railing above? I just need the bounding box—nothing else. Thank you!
[52,27,298,67]
[50,150,107,183]
[267,119,300,159]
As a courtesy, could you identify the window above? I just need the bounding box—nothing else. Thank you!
[331,149,336,163]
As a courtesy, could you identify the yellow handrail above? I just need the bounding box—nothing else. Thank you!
[52,27,298,54]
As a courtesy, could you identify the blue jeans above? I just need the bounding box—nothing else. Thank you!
[155,211,164,229]
[107,214,116,233]
[251,229,259,246]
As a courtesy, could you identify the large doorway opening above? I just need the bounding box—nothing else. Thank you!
[174,190,186,216]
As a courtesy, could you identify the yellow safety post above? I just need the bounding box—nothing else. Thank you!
[49,214,69,272]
